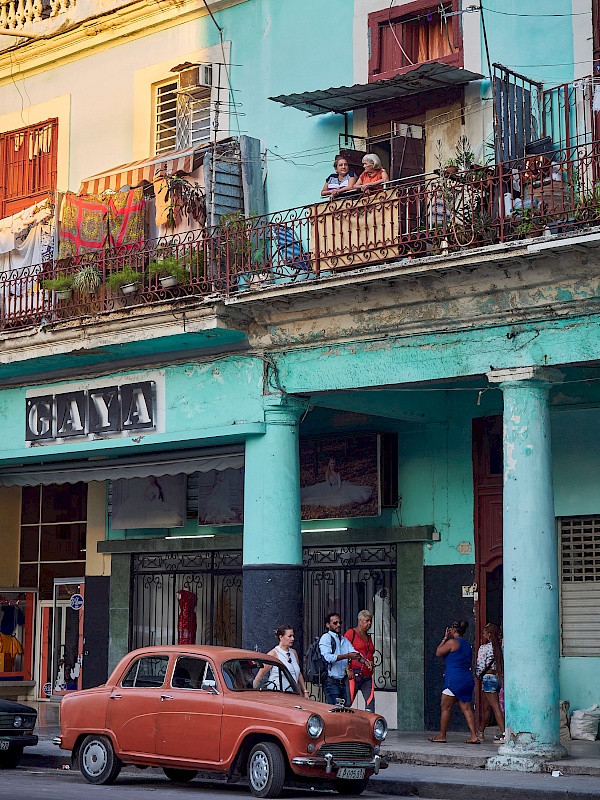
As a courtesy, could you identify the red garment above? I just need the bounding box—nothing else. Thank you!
[344,628,375,676]
[107,187,145,250]
[358,169,384,185]
[58,193,107,258]
[177,589,197,645]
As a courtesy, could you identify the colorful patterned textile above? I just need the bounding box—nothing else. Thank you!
[58,192,107,258]
[108,187,145,250]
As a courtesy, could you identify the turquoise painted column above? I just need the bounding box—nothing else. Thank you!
[242,395,308,654]
[487,367,566,770]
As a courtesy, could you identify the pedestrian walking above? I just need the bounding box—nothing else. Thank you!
[319,612,361,706]
[345,610,376,711]
[253,624,309,697]
[428,620,479,744]
[476,622,505,743]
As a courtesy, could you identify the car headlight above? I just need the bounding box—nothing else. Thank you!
[373,717,387,741]
[13,716,23,728]
[306,714,324,738]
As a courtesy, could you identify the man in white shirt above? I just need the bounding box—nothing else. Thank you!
[319,612,360,706]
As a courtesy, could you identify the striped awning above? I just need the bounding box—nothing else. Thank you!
[78,146,202,195]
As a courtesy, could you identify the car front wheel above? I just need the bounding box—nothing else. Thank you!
[333,777,370,796]
[79,734,122,785]
[247,741,286,798]
[0,748,23,769]
[163,767,198,782]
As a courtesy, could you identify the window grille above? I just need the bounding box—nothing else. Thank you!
[559,516,600,656]
[155,77,212,156]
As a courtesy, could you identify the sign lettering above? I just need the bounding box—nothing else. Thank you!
[25,381,156,442]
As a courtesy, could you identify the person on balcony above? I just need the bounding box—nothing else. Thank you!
[321,155,359,198]
[354,154,390,193]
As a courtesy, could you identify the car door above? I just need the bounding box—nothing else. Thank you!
[155,655,223,764]
[105,654,169,756]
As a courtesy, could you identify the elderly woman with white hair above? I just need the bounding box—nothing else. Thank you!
[353,153,390,192]
[345,609,376,711]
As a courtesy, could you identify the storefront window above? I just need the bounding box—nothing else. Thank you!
[0,590,35,679]
[19,483,87,601]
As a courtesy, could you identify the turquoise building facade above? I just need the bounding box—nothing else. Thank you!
[0,0,599,772]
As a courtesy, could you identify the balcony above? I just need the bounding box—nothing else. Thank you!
[4,142,600,333]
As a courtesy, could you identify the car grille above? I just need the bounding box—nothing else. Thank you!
[318,742,373,760]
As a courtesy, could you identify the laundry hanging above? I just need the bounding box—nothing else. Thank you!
[58,189,145,258]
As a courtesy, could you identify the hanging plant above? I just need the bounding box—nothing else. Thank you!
[72,264,102,295]
[157,174,207,231]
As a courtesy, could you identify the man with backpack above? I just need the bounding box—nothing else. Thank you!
[318,612,361,706]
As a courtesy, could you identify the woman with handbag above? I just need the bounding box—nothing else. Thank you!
[476,622,505,743]
[344,610,376,711]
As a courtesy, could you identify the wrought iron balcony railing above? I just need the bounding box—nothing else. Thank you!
[4,142,600,332]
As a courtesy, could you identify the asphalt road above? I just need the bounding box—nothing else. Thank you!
[2,767,406,800]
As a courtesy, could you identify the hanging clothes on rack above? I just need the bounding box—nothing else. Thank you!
[107,187,145,250]
[58,192,108,258]
[177,588,198,645]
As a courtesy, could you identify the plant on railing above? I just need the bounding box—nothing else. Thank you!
[148,255,189,286]
[574,184,600,223]
[72,264,102,295]
[42,274,74,299]
[218,211,263,272]
[106,265,142,294]
[454,136,476,171]
[512,208,548,239]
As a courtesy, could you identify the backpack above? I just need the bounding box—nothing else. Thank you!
[305,634,335,685]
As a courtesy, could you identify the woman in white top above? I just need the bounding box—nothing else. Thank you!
[253,625,309,697]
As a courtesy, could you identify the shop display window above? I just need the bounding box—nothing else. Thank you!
[0,590,35,680]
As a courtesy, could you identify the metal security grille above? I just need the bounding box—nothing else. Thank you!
[303,544,397,693]
[130,551,243,650]
[155,81,178,155]
[559,516,600,656]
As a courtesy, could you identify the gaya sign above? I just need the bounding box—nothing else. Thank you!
[26,382,156,442]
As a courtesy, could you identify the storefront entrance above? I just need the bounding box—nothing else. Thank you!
[38,579,84,699]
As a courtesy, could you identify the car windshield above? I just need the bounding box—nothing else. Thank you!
[221,658,300,694]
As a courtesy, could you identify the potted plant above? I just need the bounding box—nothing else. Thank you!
[72,264,102,295]
[106,266,142,295]
[42,274,74,301]
[454,135,475,172]
[148,255,189,288]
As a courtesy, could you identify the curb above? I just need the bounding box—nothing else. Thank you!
[369,776,600,800]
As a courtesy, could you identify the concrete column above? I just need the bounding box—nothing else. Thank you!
[487,367,566,771]
[242,396,308,655]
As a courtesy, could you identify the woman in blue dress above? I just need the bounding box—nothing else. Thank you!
[428,620,479,744]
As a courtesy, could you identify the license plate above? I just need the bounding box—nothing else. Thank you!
[337,768,365,780]
[0,741,9,750]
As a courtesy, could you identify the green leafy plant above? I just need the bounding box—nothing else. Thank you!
[156,174,206,230]
[513,208,547,239]
[43,275,74,292]
[106,266,142,291]
[72,264,102,294]
[148,256,189,284]
[454,135,475,171]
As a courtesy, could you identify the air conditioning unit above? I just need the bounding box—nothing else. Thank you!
[178,64,213,99]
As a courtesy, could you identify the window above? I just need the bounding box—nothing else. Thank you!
[368,1,462,82]
[171,656,215,690]
[121,655,169,688]
[154,66,213,155]
[560,516,600,656]
[0,119,58,218]
[19,483,87,601]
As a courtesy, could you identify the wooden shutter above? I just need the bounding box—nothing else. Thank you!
[0,119,58,218]
[560,516,600,656]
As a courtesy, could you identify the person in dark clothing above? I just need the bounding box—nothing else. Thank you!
[428,620,479,744]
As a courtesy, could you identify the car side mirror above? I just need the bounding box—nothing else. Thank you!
[201,680,218,694]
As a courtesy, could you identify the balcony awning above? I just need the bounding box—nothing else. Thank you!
[269,61,484,116]
[78,145,204,195]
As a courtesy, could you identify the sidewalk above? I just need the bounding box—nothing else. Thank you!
[21,704,600,799]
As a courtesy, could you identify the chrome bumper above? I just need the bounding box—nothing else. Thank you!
[291,753,387,774]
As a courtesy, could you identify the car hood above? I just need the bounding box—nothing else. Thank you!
[0,699,37,715]
[223,693,377,739]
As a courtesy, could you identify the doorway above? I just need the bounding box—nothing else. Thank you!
[38,579,84,699]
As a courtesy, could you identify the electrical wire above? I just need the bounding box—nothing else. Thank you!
[480,5,590,17]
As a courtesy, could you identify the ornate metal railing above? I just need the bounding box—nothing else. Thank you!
[5,143,600,331]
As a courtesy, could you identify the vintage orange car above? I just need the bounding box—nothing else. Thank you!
[57,645,388,797]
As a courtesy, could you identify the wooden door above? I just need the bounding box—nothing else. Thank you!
[472,416,503,706]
